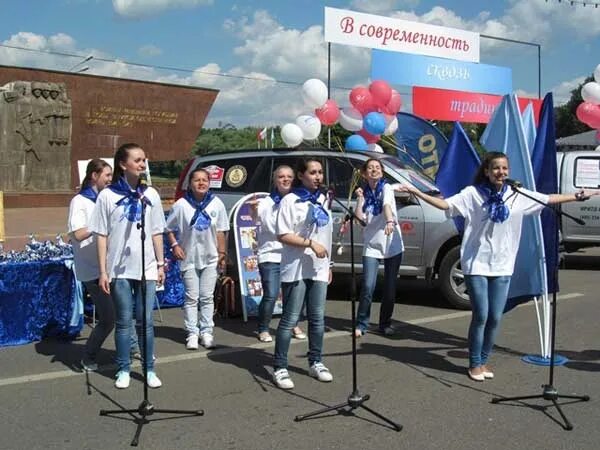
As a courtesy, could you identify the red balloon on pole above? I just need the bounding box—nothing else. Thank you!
[349,86,375,116]
[381,89,402,115]
[315,99,340,126]
[369,80,392,108]
[358,128,380,144]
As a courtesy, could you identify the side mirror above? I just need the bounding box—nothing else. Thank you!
[395,191,416,205]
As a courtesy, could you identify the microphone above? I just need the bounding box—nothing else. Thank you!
[504,178,522,188]
[137,172,148,189]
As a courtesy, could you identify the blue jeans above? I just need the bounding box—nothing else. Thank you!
[465,275,511,368]
[273,279,327,369]
[111,279,156,373]
[257,262,281,333]
[356,253,403,332]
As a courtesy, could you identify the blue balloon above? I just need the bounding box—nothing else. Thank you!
[363,112,386,135]
[345,134,368,151]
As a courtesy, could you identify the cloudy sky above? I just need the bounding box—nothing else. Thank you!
[1,0,599,127]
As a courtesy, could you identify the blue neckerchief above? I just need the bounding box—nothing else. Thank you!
[184,190,214,231]
[292,187,329,228]
[269,190,283,205]
[362,179,386,216]
[79,185,98,203]
[476,182,510,223]
[108,177,152,222]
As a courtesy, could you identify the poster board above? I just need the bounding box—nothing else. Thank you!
[230,192,283,322]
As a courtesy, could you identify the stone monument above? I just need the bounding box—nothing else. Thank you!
[0,80,72,191]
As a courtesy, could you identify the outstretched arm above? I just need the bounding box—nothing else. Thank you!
[548,189,600,205]
[395,185,450,210]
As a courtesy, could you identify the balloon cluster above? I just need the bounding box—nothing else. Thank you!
[0,234,73,263]
[280,79,340,147]
[576,64,600,143]
[342,80,401,153]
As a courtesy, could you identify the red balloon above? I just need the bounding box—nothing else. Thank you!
[315,99,340,126]
[369,80,392,108]
[358,128,380,144]
[576,102,600,127]
[381,89,402,115]
[349,86,375,116]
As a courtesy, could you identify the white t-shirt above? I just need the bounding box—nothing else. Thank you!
[362,183,404,259]
[68,194,99,282]
[165,195,230,271]
[256,195,283,264]
[90,186,166,281]
[446,185,549,276]
[276,191,332,283]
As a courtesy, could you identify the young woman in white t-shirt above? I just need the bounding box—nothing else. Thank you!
[250,164,307,343]
[91,143,166,390]
[166,168,229,350]
[398,151,597,382]
[354,158,404,337]
[68,159,113,371]
[272,158,333,390]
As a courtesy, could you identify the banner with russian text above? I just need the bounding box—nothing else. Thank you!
[371,50,511,95]
[325,6,480,62]
[413,86,542,124]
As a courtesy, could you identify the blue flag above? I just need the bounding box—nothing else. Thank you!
[435,122,481,233]
[531,93,559,294]
[480,94,546,310]
[394,112,448,179]
[521,102,537,155]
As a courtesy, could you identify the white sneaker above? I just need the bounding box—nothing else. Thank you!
[147,371,162,388]
[201,334,215,349]
[309,362,333,382]
[273,368,294,390]
[186,334,199,350]
[115,371,130,389]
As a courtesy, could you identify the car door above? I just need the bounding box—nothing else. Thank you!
[562,154,600,241]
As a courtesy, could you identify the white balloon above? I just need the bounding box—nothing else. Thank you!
[295,114,322,140]
[581,82,600,105]
[302,79,328,109]
[594,64,600,83]
[383,116,398,136]
[339,107,363,132]
[367,143,384,153]
[280,123,303,147]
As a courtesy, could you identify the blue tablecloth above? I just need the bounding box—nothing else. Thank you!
[0,259,82,347]
[0,239,187,347]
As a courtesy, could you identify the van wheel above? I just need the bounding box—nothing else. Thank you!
[438,246,470,310]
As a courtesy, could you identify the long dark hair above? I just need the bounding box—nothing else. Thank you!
[292,158,323,187]
[81,158,111,188]
[112,143,142,182]
[473,152,508,185]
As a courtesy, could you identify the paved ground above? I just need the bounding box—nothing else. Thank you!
[2,207,599,449]
[1,251,599,450]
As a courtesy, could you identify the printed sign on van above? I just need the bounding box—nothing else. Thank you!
[203,165,224,188]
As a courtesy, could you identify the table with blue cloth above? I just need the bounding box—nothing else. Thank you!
[0,239,186,348]
[0,258,82,347]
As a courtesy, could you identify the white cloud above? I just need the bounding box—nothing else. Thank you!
[551,76,586,105]
[138,44,163,57]
[350,0,420,14]
[112,0,213,19]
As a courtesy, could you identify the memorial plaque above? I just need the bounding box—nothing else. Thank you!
[0,65,218,197]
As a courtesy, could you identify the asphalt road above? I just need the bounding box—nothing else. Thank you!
[0,250,599,450]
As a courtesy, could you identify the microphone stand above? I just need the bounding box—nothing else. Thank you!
[100,182,204,447]
[491,184,589,431]
[294,191,402,431]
